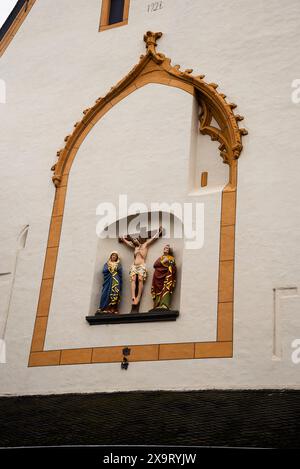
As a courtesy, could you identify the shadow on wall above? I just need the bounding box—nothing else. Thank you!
[89,212,183,314]
[189,97,229,194]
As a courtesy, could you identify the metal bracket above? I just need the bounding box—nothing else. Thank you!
[121,347,131,370]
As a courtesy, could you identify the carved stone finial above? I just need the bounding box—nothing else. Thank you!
[143,31,162,54]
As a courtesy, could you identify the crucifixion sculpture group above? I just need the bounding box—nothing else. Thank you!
[96,226,177,314]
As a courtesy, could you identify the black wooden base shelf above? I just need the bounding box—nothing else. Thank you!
[86,309,179,325]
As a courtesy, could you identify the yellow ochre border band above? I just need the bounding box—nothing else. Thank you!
[29,32,247,367]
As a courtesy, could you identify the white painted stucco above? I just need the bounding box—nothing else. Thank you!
[0,0,300,395]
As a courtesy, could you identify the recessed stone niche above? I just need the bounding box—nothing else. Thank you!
[88,212,183,319]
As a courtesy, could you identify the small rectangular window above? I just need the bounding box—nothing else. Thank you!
[109,0,125,25]
[99,0,130,32]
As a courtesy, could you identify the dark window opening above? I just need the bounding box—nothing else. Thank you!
[109,0,125,25]
[0,0,25,42]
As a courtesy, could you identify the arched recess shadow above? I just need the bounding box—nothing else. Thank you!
[29,32,247,367]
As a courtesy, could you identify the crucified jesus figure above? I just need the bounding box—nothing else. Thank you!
[119,226,163,310]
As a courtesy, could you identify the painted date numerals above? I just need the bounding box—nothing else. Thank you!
[147,1,164,13]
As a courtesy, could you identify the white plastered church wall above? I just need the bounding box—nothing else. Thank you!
[0,0,300,394]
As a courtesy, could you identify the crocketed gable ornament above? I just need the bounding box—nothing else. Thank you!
[51,31,247,189]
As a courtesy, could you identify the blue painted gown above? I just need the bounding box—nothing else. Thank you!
[99,262,122,311]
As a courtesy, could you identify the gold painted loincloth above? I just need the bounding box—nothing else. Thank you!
[129,263,147,280]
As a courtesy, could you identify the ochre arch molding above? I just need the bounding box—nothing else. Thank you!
[52,31,247,189]
[29,32,247,367]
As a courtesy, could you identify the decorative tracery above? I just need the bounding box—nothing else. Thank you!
[52,31,247,188]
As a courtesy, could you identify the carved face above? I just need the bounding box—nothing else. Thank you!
[163,245,170,255]
[131,237,140,247]
[110,253,118,262]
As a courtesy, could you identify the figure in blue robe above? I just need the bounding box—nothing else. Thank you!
[97,251,122,314]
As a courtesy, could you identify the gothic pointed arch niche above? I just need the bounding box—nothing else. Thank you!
[52,31,246,189]
[29,32,247,367]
